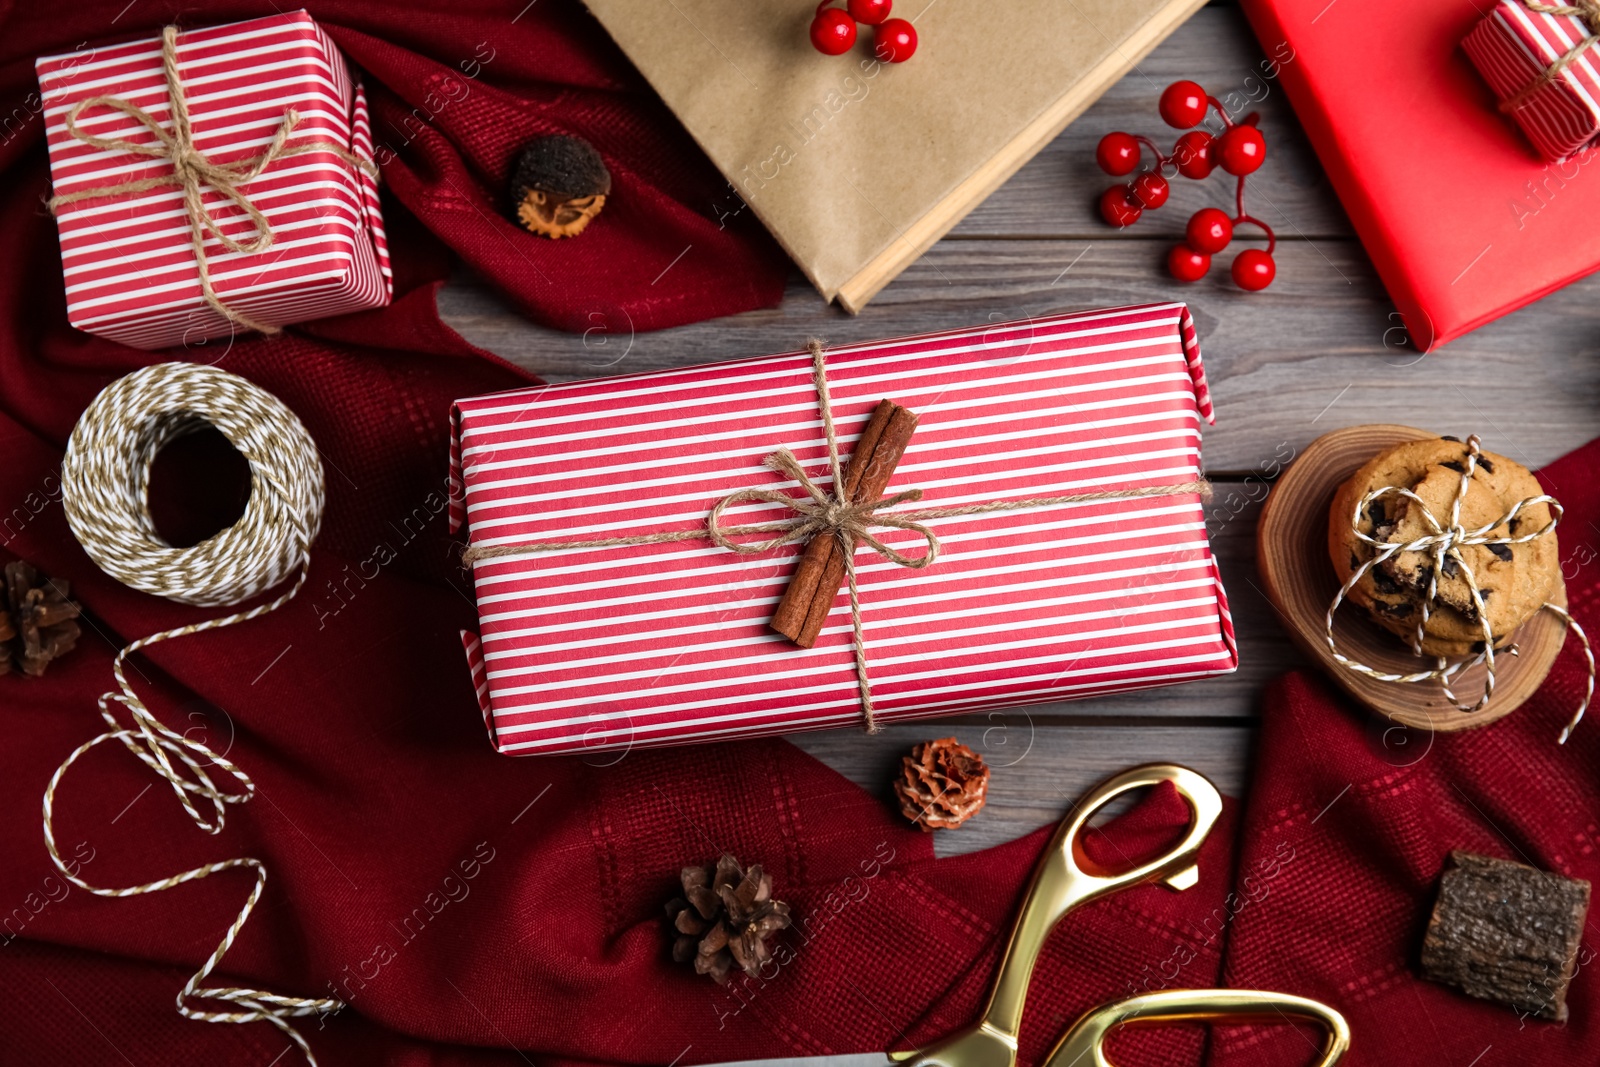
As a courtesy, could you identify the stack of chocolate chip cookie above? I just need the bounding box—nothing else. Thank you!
[1328,436,1560,657]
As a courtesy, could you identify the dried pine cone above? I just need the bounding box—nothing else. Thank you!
[664,854,791,984]
[510,134,611,238]
[893,737,990,831]
[0,561,81,677]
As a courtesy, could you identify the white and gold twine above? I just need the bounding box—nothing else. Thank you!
[1325,434,1594,742]
[44,362,337,1062]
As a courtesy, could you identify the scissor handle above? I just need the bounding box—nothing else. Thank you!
[1043,989,1351,1067]
[975,764,1224,1041]
[1057,763,1222,892]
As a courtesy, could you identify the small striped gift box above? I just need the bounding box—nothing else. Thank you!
[36,10,391,350]
[1464,1,1600,161]
[450,304,1238,756]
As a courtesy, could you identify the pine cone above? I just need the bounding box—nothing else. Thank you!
[893,737,990,831]
[664,854,791,984]
[0,561,81,677]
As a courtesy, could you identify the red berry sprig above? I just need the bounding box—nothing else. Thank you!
[810,0,918,62]
[1094,80,1277,291]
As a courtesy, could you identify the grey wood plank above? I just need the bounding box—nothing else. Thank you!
[437,239,1600,473]
[785,722,1253,857]
[950,6,1351,240]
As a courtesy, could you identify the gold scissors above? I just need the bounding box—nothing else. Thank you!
[710,764,1348,1067]
[890,763,1224,1067]
[1041,987,1348,1067]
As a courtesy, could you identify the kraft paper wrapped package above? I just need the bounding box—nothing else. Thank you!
[581,0,1207,311]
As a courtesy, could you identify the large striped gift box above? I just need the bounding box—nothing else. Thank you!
[36,11,391,350]
[450,304,1238,756]
[1464,0,1600,161]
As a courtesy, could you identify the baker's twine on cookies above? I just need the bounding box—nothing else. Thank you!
[1325,434,1594,742]
[44,25,378,336]
[45,363,337,1064]
[462,339,1211,732]
[1501,2,1600,113]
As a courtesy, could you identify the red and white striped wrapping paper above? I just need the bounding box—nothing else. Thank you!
[450,304,1238,756]
[36,10,391,350]
[1463,1,1600,161]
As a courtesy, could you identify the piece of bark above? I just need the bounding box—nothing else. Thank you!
[770,399,919,648]
[1420,850,1591,1021]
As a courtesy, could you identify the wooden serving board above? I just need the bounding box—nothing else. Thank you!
[1256,424,1568,732]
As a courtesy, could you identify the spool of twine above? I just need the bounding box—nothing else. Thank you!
[45,362,336,1064]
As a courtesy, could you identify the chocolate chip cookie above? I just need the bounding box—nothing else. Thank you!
[1328,436,1559,657]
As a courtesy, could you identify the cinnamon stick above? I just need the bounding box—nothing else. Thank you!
[767,399,895,639]
[770,399,920,648]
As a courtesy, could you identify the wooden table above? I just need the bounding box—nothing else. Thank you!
[437,2,1600,857]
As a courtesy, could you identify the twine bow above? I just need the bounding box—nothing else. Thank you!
[1325,434,1594,742]
[45,25,377,336]
[1501,1,1600,113]
[705,446,937,728]
[462,340,1211,732]
[46,364,336,1065]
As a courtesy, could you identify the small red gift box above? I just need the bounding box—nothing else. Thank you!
[1463,0,1600,161]
[36,11,391,350]
[450,304,1238,755]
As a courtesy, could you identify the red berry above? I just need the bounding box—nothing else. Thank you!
[1099,186,1143,228]
[1172,131,1215,179]
[873,18,917,62]
[1168,244,1211,282]
[810,7,857,55]
[1159,80,1209,129]
[848,0,892,24]
[1096,132,1141,176]
[1186,208,1233,254]
[1217,124,1266,175]
[1232,248,1276,290]
[1130,171,1169,209]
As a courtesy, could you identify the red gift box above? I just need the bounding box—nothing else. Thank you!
[1463,0,1600,161]
[35,11,391,350]
[1244,0,1600,351]
[449,304,1238,756]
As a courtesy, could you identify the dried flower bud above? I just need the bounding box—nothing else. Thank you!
[510,134,611,238]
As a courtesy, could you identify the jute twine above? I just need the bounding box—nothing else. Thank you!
[1325,434,1594,742]
[45,25,378,336]
[1500,2,1600,113]
[463,340,1212,731]
[46,363,336,1064]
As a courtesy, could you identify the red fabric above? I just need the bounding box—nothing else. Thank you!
[326,9,791,333]
[1214,439,1600,1065]
[1241,0,1600,351]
